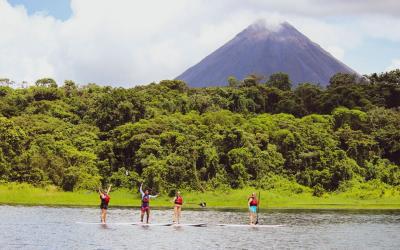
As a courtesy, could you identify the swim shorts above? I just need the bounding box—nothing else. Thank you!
[249,206,257,213]
[141,206,150,212]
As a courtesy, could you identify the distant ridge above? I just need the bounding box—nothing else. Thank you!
[176,20,357,87]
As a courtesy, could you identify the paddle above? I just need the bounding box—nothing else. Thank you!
[185,202,207,208]
[255,191,260,225]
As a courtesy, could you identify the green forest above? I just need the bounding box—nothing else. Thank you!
[0,70,399,197]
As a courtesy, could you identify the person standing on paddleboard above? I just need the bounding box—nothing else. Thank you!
[99,184,112,224]
[248,192,258,225]
[139,183,158,224]
[172,191,183,224]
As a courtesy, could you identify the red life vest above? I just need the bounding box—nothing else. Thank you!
[175,196,183,205]
[250,198,258,206]
[142,195,150,206]
[104,194,110,205]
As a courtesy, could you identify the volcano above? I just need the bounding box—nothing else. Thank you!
[176,21,357,87]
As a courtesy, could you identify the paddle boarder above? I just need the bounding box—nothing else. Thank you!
[248,192,258,225]
[172,191,183,224]
[99,184,112,224]
[139,183,158,224]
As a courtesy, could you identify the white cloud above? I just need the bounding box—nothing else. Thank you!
[386,59,400,71]
[0,0,399,86]
[0,1,61,82]
[358,16,400,42]
[247,0,400,16]
[287,17,362,60]
[326,46,345,61]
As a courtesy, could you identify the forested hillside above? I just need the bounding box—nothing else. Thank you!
[0,71,399,195]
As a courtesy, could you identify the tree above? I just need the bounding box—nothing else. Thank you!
[241,74,265,87]
[0,117,26,179]
[0,73,399,194]
[367,69,400,84]
[332,107,367,130]
[141,155,168,192]
[328,73,357,88]
[276,93,306,117]
[294,83,323,114]
[365,108,400,165]
[266,72,291,91]
[35,78,58,88]
[319,85,370,113]
[159,80,188,92]
[0,78,14,87]
[227,76,240,88]
[63,80,77,97]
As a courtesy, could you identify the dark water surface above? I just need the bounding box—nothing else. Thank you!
[0,206,399,249]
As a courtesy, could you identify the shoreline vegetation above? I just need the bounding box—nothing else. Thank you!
[1,183,399,210]
[1,72,399,207]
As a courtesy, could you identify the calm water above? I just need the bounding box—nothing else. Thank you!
[0,206,399,249]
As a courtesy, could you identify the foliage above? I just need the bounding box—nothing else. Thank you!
[0,71,399,193]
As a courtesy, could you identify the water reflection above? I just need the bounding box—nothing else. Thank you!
[0,205,399,249]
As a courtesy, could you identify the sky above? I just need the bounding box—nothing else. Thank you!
[1,0,400,87]
[8,0,71,20]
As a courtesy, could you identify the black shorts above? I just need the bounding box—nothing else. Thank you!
[100,204,108,210]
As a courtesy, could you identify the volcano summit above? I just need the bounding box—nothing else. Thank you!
[176,21,357,87]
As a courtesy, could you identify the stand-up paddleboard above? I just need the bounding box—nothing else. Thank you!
[170,223,206,227]
[131,223,173,226]
[131,223,206,227]
[76,222,281,228]
[216,224,284,228]
[76,222,133,225]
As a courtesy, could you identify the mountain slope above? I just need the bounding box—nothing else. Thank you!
[176,21,357,87]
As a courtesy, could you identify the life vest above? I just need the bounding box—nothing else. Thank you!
[249,198,258,206]
[100,194,110,205]
[104,194,110,205]
[175,196,183,205]
[142,195,150,206]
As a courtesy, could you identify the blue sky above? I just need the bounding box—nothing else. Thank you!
[1,0,399,86]
[8,0,71,20]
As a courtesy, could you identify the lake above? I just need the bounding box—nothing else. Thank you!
[0,206,399,249]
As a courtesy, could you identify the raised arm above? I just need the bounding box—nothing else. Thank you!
[139,183,144,196]
[149,194,158,199]
[106,184,112,194]
[99,188,104,198]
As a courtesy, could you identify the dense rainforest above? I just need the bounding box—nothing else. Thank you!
[0,71,399,196]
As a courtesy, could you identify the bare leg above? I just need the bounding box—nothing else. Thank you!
[140,209,144,222]
[146,209,150,224]
[173,206,177,223]
[251,213,255,225]
[101,209,106,223]
[177,206,181,224]
[249,211,253,225]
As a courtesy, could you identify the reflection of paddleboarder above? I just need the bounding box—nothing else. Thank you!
[248,192,258,225]
[172,191,183,224]
[139,183,158,224]
[99,185,112,224]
